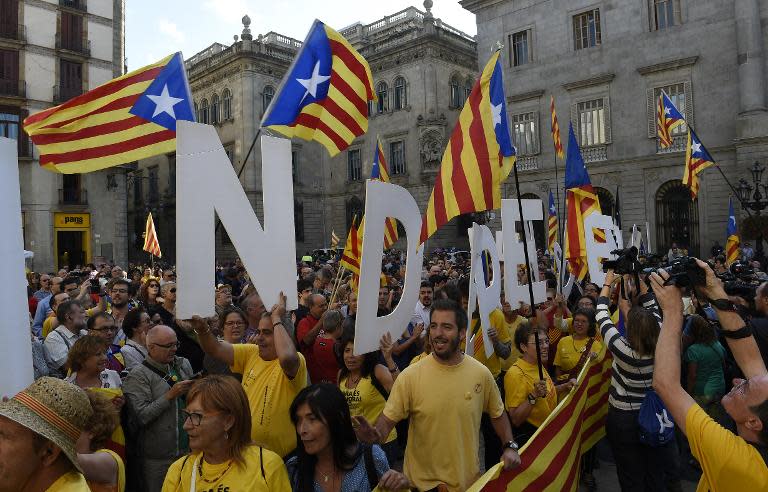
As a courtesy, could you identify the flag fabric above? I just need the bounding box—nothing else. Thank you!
[726,197,740,266]
[469,345,613,492]
[564,123,601,280]
[420,50,516,243]
[371,137,399,249]
[550,95,565,159]
[330,230,340,249]
[261,20,375,157]
[614,186,622,231]
[24,52,194,174]
[683,128,715,199]
[143,212,161,258]
[339,216,361,275]
[547,190,558,254]
[656,91,685,148]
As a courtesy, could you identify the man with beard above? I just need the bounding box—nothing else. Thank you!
[105,278,139,343]
[354,298,521,491]
[43,300,86,375]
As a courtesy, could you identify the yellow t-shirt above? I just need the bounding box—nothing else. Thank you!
[340,375,397,443]
[553,336,604,375]
[231,344,308,458]
[86,449,125,492]
[42,314,58,339]
[410,351,429,365]
[383,354,504,492]
[45,471,90,491]
[463,309,511,378]
[161,446,291,492]
[504,358,558,428]
[686,404,768,492]
[501,315,528,371]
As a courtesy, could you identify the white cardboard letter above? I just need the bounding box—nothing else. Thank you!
[176,123,297,318]
[584,213,621,286]
[354,181,424,355]
[501,199,546,307]
[469,223,502,358]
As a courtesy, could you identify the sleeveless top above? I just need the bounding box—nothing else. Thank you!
[339,375,396,443]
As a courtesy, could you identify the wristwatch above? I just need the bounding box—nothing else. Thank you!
[503,440,519,451]
[527,393,537,406]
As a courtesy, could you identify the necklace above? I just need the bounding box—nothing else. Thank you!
[571,336,587,354]
[198,456,233,484]
[346,374,362,388]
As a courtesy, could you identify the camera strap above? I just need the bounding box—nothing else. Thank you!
[708,298,738,312]
[721,325,753,339]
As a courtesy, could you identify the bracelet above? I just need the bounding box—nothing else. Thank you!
[194,327,211,336]
[603,284,612,288]
[388,365,399,373]
[273,321,284,328]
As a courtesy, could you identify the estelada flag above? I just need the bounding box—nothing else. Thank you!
[143,212,161,258]
[683,128,715,199]
[420,50,516,243]
[262,20,375,157]
[726,196,740,266]
[24,53,194,173]
[656,91,685,149]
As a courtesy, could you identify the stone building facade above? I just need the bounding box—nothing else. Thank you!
[461,0,768,257]
[2,0,126,271]
[129,4,478,263]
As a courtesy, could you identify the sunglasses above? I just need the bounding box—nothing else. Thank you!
[170,288,176,293]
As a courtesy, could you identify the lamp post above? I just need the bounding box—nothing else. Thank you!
[736,161,768,262]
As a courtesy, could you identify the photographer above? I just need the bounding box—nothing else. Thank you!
[651,259,768,490]
[748,282,768,366]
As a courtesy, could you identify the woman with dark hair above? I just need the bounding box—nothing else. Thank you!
[203,307,248,381]
[685,314,726,418]
[337,330,400,465]
[121,308,152,370]
[553,308,602,382]
[137,278,162,312]
[286,384,409,492]
[598,270,679,492]
[162,375,290,491]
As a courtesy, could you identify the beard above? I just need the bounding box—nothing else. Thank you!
[112,299,127,308]
[431,334,460,360]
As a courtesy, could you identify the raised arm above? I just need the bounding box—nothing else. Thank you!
[271,292,300,379]
[190,316,235,367]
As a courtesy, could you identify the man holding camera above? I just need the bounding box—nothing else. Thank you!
[651,259,768,491]
[748,282,768,366]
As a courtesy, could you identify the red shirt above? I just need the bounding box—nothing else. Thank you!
[295,314,320,351]
[307,335,339,385]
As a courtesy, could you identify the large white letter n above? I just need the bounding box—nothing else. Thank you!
[176,122,297,318]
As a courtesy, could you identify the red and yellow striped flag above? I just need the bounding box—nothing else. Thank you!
[339,216,361,275]
[469,346,612,492]
[371,137,399,249]
[262,20,375,157]
[420,51,516,243]
[24,53,193,174]
[550,95,564,159]
[143,212,161,258]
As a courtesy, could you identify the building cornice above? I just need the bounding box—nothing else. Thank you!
[563,73,615,91]
[459,0,507,14]
[508,89,544,103]
[636,56,699,75]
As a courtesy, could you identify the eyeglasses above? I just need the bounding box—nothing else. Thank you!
[224,320,246,326]
[111,289,129,294]
[181,410,221,426]
[91,326,116,332]
[152,341,180,349]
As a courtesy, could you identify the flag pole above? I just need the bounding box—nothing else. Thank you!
[512,164,544,380]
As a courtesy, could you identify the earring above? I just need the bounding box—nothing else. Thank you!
[224,431,229,440]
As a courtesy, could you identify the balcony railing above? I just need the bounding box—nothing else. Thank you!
[59,0,87,12]
[59,188,88,205]
[53,84,83,103]
[582,145,608,163]
[55,33,91,56]
[516,156,539,171]
[656,134,687,154]
[0,79,25,98]
[0,24,25,42]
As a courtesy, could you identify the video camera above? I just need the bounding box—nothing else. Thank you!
[663,256,707,288]
[718,260,758,300]
[602,246,641,275]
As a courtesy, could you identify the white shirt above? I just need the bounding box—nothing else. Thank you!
[66,369,122,389]
[413,300,431,327]
[43,326,86,369]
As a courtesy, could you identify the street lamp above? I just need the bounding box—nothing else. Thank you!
[737,161,768,261]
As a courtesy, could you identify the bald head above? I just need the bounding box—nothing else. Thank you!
[146,324,176,345]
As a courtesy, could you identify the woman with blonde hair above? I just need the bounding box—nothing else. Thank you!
[162,375,290,491]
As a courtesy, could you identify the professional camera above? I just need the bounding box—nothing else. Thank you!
[664,256,707,288]
[602,246,640,274]
[718,261,758,301]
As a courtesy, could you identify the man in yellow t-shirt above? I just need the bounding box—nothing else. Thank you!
[649,263,768,492]
[354,299,522,492]
[464,308,512,379]
[191,293,307,458]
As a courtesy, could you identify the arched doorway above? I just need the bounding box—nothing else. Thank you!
[655,180,699,256]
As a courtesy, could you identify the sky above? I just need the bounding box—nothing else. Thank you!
[125,0,477,71]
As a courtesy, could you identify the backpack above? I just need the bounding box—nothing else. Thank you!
[638,389,675,447]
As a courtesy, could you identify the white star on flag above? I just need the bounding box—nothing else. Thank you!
[691,141,702,154]
[550,204,556,214]
[664,107,671,116]
[297,60,330,104]
[491,102,502,127]
[146,84,184,119]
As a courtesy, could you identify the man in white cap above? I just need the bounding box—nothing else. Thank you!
[0,376,93,491]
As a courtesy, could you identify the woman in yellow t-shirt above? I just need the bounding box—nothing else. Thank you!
[504,324,575,445]
[337,329,401,465]
[554,308,602,383]
[76,391,125,492]
[162,375,291,492]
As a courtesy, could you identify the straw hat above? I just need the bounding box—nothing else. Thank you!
[0,377,92,473]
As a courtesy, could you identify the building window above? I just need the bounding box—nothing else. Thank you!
[511,111,539,155]
[656,179,699,256]
[210,94,219,124]
[464,77,473,101]
[200,98,209,124]
[0,1,20,40]
[58,59,82,102]
[573,9,601,50]
[133,171,143,206]
[263,85,274,114]
[577,98,606,146]
[654,83,688,136]
[0,49,20,97]
[222,88,232,120]
[148,166,159,203]
[390,141,406,175]
[652,0,681,30]
[59,11,85,53]
[450,76,462,108]
[295,201,304,242]
[347,149,362,181]
[291,149,299,184]
[376,82,388,113]
[346,196,363,231]
[510,30,532,67]
[193,101,199,121]
[367,100,374,118]
[594,187,614,218]
[393,77,406,110]
[0,107,27,158]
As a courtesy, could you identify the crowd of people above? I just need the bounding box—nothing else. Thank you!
[2,244,767,491]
